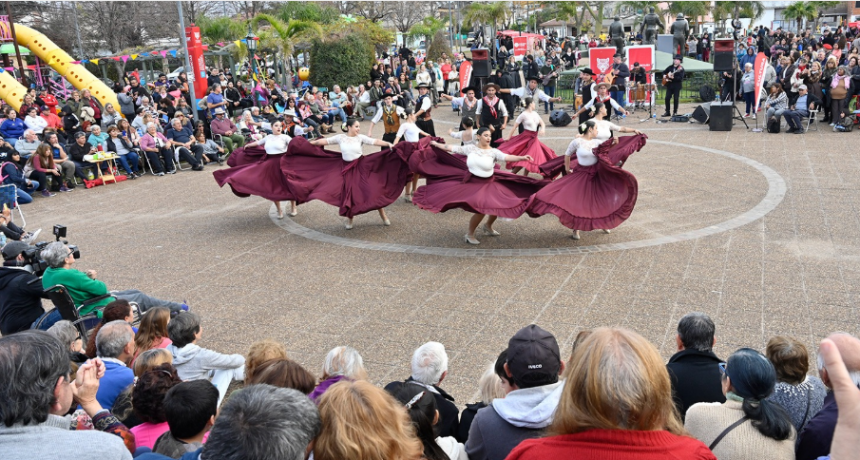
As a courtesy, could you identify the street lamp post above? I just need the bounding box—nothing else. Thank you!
[245,25,258,107]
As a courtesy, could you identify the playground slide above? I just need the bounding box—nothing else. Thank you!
[0,24,118,113]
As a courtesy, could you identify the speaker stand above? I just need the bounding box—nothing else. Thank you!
[729,69,749,130]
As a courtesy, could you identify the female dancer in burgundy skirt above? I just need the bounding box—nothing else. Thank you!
[540,102,643,178]
[412,127,546,245]
[528,120,647,240]
[498,97,557,175]
[213,120,298,219]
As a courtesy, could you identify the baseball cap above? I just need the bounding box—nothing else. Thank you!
[798,84,808,91]
[506,325,561,388]
[1,241,29,260]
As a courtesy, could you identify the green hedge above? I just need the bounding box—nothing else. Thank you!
[309,33,375,89]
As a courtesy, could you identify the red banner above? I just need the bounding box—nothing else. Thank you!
[185,25,207,100]
[513,37,528,57]
[459,60,472,95]
[625,45,655,103]
[753,52,767,112]
[589,47,617,83]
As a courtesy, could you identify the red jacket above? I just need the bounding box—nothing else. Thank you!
[506,429,716,460]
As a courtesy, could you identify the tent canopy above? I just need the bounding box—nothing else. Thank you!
[0,44,30,55]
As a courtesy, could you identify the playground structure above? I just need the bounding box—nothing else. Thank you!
[0,16,117,112]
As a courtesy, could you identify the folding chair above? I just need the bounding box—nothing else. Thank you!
[0,184,25,227]
[173,146,192,171]
[801,108,819,132]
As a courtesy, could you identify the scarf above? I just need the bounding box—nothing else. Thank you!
[482,96,499,119]
[384,104,398,125]
[463,97,477,111]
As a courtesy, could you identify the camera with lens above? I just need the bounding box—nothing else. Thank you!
[19,225,80,276]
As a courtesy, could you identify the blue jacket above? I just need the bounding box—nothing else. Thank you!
[0,118,25,139]
[95,360,134,410]
[1,161,27,188]
[739,49,757,71]
[136,447,201,460]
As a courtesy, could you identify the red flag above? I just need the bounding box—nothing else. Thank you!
[753,52,767,112]
[459,60,472,95]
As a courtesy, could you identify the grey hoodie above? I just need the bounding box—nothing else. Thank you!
[166,343,245,382]
[464,381,564,460]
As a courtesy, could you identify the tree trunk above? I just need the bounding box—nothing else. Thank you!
[162,56,169,74]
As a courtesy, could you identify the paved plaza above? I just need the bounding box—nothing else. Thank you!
[20,101,860,403]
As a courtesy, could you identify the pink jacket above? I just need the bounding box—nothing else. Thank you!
[831,73,851,89]
[139,132,169,151]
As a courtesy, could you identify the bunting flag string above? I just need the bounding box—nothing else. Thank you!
[169,50,177,57]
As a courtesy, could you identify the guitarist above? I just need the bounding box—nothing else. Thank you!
[539,50,562,114]
[609,53,630,119]
[662,55,685,117]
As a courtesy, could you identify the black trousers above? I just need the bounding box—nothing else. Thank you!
[416,118,435,136]
[381,132,396,151]
[27,170,48,191]
[176,145,204,166]
[665,85,681,114]
[144,148,169,173]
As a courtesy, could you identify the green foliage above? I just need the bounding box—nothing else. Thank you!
[309,33,375,89]
[426,31,452,62]
[276,2,340,24]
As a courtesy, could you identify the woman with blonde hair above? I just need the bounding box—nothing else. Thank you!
[315,380,424,460]
[244,339,288,382]
[507,327,715,460]
[133,348,173,378]
[133,307,171,362]
[309,345,367,401]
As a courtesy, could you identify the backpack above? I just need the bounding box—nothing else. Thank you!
[767,116,781,133]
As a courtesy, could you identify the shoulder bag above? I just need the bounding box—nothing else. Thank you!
[709,416,750,451]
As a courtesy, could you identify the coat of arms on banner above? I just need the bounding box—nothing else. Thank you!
[596,57,611,73]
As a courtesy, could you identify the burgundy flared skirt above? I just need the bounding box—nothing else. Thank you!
[281,137,413,218]
[527,134,647,231]
[214,145,296,202]
[496,130,558,174]
[539,134,648,179]
[410,142,550,218]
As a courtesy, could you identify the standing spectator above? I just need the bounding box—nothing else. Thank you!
[741,63,756,117]
[829,66,851,127]
[666,312,725,421]
[685,348,795,460]
[117,86,136,121]
[206,84,228,118]
[507,328,715,460]
[765,336,828,434]
[465,325,565,460]
[94,320,136,410]
[386,342,459,439]
[81,89,103,126]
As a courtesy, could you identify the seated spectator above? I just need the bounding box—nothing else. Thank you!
[465,326,564,460]
[66,131,98,181]
[115,119,141,151]
[81,89,103,125]
[1,108,25,144]
[1,150,43,203]
[796,332,860,460]
[87,124,110,152]
[152,380,219,459]
[84,300,134,358]
[14,129,39,159]
[391,382,468,460]
[245,339,288,383]
[783,84,821,134]
[44,132,74,187]
[509,327,714,460]
[133,306,172,362]
[355,84,373,119]
[40,105,62,132]
[106,125,141,178]
[209,107,244,154]
[0,241,51,334]
[765,335,828,434]
[94,320,136,410]
[458,353,507,443]
[23,106,47,134]
[195,132,224,165]
[315,380,422,460]
[310,345,367,401]
[131,107,148,133]
[247,358,317,394]
[134,348,173,378]
[25,144,67,193]
[166,312,245,404]
[0,331,133,460]
[39,87,58,113]
[46,319,88,366]
[165,118,204,171]
[765,83,788,120]
[131,364,183,449]
[139,122,173,176]
[666,312,726,420]
[386,342,459,438]
[0,207,39,244]
[686,348,794,459]
[40,241,188,317]
[60,105,81,135]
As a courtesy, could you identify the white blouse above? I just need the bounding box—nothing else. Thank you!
[451,144,506,178]
[594,119,621,141]
[396,122,423,142]
[256,134,292,155]
[515,111,543,132]
[327,134,376,161]
[573,138,602,166]
[450,129,476,145]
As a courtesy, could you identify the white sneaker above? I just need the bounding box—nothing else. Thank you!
[25,228,41,244]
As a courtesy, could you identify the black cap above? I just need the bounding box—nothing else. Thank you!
[1,241,29,260]
[526,76,541,83]
[506,325,560,386]
[633,62,640,67]
[673,54,683,60]
[580,67,595,76]
[614,52,623,58]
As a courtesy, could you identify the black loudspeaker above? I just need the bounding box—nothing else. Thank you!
[692,102,711,123]
[709,102,733,131]
[471,48,491,78]
[713,39,735,72]
[549,110,572,127]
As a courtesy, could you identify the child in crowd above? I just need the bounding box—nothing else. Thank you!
[153,380,219,459]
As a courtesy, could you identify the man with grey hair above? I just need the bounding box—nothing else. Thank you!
[40,241,188,317]
[137,384,320,460]
[385,341,459,438]
[666,312,725,420]
[0,331,132,459]
[796,332,860,460]
[165,118,205,170]
[14,129,39,159]
[94,320,135,410]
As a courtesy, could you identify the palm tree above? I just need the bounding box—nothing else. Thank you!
[783,2,817,33]
[198,16,247,70]
[463,2,507,58]
[251,14,322,84]
[808,1,841,32]
[668,1,711,35]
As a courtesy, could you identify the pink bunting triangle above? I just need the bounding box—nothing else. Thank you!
[217,42,225,47]
[121,55,129,63]
[160,50,168,58]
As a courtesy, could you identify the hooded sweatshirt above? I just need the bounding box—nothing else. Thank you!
[464,381,564,460]
[0,265,46,335]
[166,343,245,382]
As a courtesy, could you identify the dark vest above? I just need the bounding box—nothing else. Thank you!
[381,105,401,134]
[480,97,503,127]
[416,94,432,119]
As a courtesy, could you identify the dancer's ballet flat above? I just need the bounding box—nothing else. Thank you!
[482,225,500,236]
[465,234,480,245]
[571,230,581,240]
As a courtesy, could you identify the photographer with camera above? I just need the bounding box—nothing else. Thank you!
[40,241,189,317]
[0,241,53,335]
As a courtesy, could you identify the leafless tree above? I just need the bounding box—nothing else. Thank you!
[389,1,428,34]
[341,1,392,22]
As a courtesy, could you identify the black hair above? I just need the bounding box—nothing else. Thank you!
[164,380,219,439]
[390,383,448,460]
[476,126,492,137]
[461,116,474,128]
[132,363,182,424]
[346,117,361,128]
[592,102,605,115]
[523,96,534,107]
[0,331,70,427]
[677,312,715,352]
[494,349,509,384]
[167,312,200,348]
[725,348,793,441]
[578,119,596,135]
